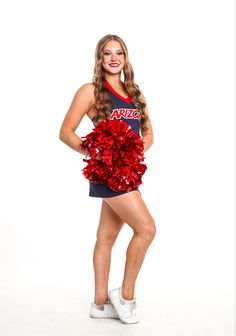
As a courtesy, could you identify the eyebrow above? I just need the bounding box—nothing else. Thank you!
[103,49,123,52]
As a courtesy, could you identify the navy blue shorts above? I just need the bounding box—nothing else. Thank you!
[89,181,141,198]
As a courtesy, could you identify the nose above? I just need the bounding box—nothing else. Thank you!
[111,53,117,61]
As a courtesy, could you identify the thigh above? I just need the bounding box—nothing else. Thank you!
[102,191,156,234]
[96,200,125,242]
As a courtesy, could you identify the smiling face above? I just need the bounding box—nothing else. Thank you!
[102,40,125,74]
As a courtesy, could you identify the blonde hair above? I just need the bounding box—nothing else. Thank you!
[92,34,149,135]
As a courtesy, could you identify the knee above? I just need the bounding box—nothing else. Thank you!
[96,233,118,248]
[140,217,157,241]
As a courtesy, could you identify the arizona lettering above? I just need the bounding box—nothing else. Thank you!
[110,109,141,120]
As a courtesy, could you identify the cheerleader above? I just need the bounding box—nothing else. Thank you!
[59,34,156,324]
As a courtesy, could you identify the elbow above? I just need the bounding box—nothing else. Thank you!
[59,131,64,141]
[142,133,154,144]
[150,134,154,146]
[59,128,67,142]
[149,138,154,150]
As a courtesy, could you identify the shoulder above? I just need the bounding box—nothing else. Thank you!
[139,90,147,103]
[75,82,95,96]
[134,83,146,103]
[73,82,95,105]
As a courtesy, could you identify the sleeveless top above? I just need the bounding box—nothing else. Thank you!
[89,80,142,198]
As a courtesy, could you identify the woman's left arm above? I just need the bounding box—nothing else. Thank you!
[140,91,154,153]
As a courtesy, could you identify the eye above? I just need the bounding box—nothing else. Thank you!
[117,52,124,56]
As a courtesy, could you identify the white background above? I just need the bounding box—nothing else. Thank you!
[0,0,234,335]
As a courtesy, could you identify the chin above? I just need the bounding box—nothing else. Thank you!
[109,70,122,75]
[106,68,123,75]
[103,65,123,74]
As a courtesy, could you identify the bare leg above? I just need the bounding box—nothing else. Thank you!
[93,200,124,305]
[103,191,156,300]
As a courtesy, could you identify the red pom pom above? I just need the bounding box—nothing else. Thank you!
[80,119,147,192]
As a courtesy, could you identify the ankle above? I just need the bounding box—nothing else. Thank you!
[121,286,134,300]
[94,296,108,305]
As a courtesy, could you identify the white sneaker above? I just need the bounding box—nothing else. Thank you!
[108,287,139,324]
[90,300,119,319]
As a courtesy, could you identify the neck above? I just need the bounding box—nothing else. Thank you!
[104,74,123,86]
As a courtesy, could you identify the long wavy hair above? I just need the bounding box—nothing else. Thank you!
[92,34,149,135]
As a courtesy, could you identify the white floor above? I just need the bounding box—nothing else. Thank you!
[0,287,234,336]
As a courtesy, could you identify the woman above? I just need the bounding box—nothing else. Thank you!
[59,34,156,324]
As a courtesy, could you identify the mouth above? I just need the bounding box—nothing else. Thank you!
[109,63,119,67]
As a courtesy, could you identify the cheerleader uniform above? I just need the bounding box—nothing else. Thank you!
[89,80,142,198]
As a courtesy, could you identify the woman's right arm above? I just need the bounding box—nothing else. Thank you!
[59,83,95,155]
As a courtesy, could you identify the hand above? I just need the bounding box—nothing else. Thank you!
[91,151,102,161]
[95,153,102,161]
[83,149,90,156]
